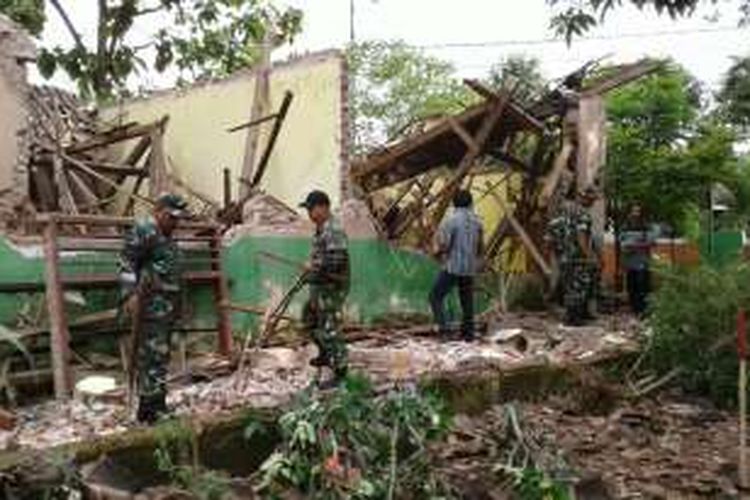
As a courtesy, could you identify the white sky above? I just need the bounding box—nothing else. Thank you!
[33,0,750,93]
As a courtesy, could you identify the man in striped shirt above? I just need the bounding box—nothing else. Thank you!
[429,189,484,341]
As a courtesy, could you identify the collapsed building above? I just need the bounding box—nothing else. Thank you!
[0,13,663,483]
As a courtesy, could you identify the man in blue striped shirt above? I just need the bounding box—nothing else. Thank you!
[429,189,484,341]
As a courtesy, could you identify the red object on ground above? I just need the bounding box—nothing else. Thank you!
[0,407,16,431]
[738,309,747,359]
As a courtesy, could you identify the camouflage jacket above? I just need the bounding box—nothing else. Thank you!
[118,215,180,319]
[309,215,350,288]
[546,202,593,264]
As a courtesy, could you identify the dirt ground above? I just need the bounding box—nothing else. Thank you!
[438,390,740,499]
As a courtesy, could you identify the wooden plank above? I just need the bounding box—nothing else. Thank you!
[581,60,661,97]
[249,91,294,188]
[43,220,73,399]
[428,91,512,232]
[66,168,101,212]
[210,230,233,356]
[223,168,232,209]
[124,134,152,167]
[447,116,479,153]
[464,78,545,131]
[62,154,156,209]
[65,120,161,155]
[487,189,551,277]
[239,33,273,201]
[226,112,279,133]
[148,125,169,198]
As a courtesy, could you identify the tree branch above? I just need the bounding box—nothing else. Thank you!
[134,6,165,17]
[49,0,86,51]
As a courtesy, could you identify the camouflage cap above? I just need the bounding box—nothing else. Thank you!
[155,193,190,219]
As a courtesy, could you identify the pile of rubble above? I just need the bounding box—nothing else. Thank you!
[0,314,640,453]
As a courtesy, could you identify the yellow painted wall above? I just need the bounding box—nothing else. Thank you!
[103,51,346,208]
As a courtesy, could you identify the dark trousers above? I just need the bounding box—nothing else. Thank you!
[429,271,474,338]
[626,268,651,316]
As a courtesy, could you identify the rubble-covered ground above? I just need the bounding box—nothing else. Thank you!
[0,313,638,452]
[439,392,740,499]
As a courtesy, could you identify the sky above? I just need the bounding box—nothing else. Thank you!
[33,0,750,93]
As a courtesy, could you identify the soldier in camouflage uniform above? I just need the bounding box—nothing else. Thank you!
[546,188,599,326]
[119,194,189,423]
[299,190,350,385]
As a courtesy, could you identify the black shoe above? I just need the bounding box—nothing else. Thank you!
[137,395,169,424]
[309,355,329,368]
[461,332,475,342]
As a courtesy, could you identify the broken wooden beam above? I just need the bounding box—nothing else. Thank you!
[64,120,164,155]
[43,219,73,399]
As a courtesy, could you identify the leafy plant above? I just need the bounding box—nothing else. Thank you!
[155,445,231,500]
[548,0,750,44]
[508,467,571,500]
[2,0,302,100]
[645,261,750,406]
[255,374,453,499]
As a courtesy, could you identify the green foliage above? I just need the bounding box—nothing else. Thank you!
[646,261,750,406]
[509,467,570,500]
[605,63,742,235]
[486,55,547,105]
[2,0,302,100]
[718,54,750,129]
[155,446,231,500]
[547,0,750,43]
[0,0,45,36]
[347,40,475,153]
[255,374,453,499]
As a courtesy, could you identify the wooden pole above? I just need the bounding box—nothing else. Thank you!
[223,168,232,210]
[43,218,73,399]
[211,229,233,356]
[738,309,748,489]
[239,30,272,202]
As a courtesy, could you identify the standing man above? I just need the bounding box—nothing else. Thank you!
[299,190,350,386]
[429,189,484,341]
[620,203,657,317]
[119,194,189,423]
[547,187,599,326]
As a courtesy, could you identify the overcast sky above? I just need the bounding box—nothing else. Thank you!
[34,0,750,93]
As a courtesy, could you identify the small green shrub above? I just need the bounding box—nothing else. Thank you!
[646,261,750,406]
[255,374,453,499]
[510,467,571,500]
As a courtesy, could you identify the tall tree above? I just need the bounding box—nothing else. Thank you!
[547,0,750,43]
[1,0,302,100]
[718,54,750,128]
[605,63,740,236]
[347,40,474,154]
[486,55,546,105]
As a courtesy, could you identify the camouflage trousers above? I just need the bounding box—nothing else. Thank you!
[304,285,348,376]
[137,319,172,402]
[560,260,597,320]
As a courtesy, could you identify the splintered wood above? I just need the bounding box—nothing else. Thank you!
[350,60,660,278]
[5,86,171,232]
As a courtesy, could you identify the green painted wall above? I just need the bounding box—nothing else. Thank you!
[0,235,473,334]
[224,236,440,332]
